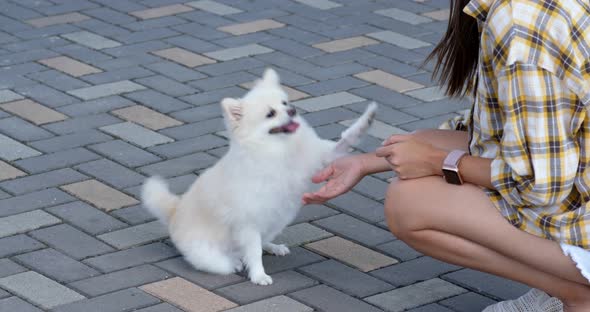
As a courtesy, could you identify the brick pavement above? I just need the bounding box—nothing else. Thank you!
[0,0,530,311]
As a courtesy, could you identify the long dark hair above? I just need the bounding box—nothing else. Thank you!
[425,0,480,97]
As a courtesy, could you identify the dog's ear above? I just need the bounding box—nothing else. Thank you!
[260,68,280,86]
[221,98,242,129]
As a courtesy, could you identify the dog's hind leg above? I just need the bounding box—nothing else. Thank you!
[181,241,240,275]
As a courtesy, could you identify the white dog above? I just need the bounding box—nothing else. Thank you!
[142,69,376,285]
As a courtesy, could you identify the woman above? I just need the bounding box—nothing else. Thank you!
[303,0,590,311]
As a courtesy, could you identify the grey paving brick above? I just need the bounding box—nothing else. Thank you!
[226,295,312,312]
[327,191,384,223]
[398,113,458,132]
[0,133,41,161]
[292,204,339,224]
[96,53,161,70]
[351,175,388,201]
[164,34,222,53]
[100,122,173,148]
[0,116,55,142]
[440,292,497,312]
[14,148,101,174]
[0,259,26,278]
[375,8,432,25]
[135,75,197,97]
[0,271,85,309]
[68,264,171,296]
[68,80,146,100]
[29,129,113,153]
[56,96,134,117]
[401,98,471,119]
[83,242,178,273]
[442,269,530,301]
[62,31,122,49]
[368,31,431,49]
[0,90,24,103]
[198,58,265,76]
[0,188,74,217]
[314,214,393,247]
[187,1,243,15]
[110,204,156,225]
[181,87,244,107]
[15,248,99,283]
[46,201,127,235]
[126,173,195,199]
[217,271,318,305]
[298,77,368,96]
[0,168,87,195]
[155,257,244,289]
[88,139,162,168]
[376,240,423,262]
[366,278,467,312]
[97,221,167,249]
[75,158,145,188]
[0,234,44,258]
[298,260,393,297]
[292,92,364,112]
[148,135,226,158]
[83,7,138,25]
[189,71,257,91]
[15,84,78,108]
[0,297,43,312]
[0,48,60,67]
[290,284,384,312]
[371,256,461,287]
[406,304,454,312]
[27,69,91,91]
[82,66,153,85]
[274,223,333,247]
[137,152,217,177]
[350,85,422,109]
[52,288,159,312]
[144,61,206,82]
[124,89,191,113]
[29,224,115,260]
[0,210,60,238]
[135,303,184,312]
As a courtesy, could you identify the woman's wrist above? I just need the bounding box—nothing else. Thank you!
[358,152,390,175]
[430,148,449,176]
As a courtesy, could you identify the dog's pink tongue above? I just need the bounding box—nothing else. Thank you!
[285,121,299,132]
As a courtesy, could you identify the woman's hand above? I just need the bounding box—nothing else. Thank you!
[375,134,447,180]
[302,155,367,205]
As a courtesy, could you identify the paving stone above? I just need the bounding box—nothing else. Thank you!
[366,278,467,312]
[313,36,378,53]
[422,9,450,21]
[0,133,41,161]
[442,269,530,301]
[135,75,197,97]
[112,105,183,130]
[61,179,139,211]
[298,76,368,96]
[340,118,407,140]
[217,271,317,305]
[292,92,364,112]
[29,129,112,153]
[154,257,243,290]
[137,152,217,177]
[62,31,122,49]
[125,89,192,113]
[0,90,24,103]
[153,47,216,68]
[219,19,284,36]
[0,161,26,181]
[298,259,393,297]
[368,31,431,49]
[97,221,167,249]
[75,158,145,189]
[38,56,102,77]
[52,288,160,312]
[204,44,274,61]
[14,84,78,108]
[314,214,393,247]
[0,234,44,258]
[405,86,446,102]
[355,70,424,93]
[46,201,127,235]
[0,271,85,309]
[376,240,423,261]
[82,67,153,85]
[327,191,384,223]
[293,0,342,10]
[0,188,75,217]
[100,122,173,148]
[0,259,27,278]
[144,61,206,82]
[406,304,454,312]
[56,96,135,117]
[0,297,43,312]
[69,264,170,296]
[89,139,162,168]
[0,210,60,238]
[29,224,115,260]
[186,1,243,15]
[273,223,333,247]
[83,242,178,273]
[136,303,184,312]
[292,204,339,224]
[131,4,194,19]
[305,236,397,272]
[439,292,497,312]
[375,8,432,25]
[14,148,99,174]
[260,246,324,275]
[0,116,55,142]
[371,256,460,287]
[290,284,384,312]
[68,80,146,100]
[0,168,87,195]
[148,135,226,158]
[225,295,312,312]
[15,248,99,283]
[141,277,237,312]
[25,12,89,28]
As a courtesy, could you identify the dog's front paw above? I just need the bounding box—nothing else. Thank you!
[264,243,290,256]
[250,273,273,286]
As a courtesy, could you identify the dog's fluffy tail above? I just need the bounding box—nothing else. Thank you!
[332,102,378,156]
[141,176,180,225]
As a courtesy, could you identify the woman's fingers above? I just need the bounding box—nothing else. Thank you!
[375,146,391,157]
[381,134,409,146]
[311,165,335,183]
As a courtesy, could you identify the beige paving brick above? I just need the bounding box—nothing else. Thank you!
[61,180,138,211]
[305,236,397,272]
[313,36,378,53]
[140,277,237,312]
[0,161,26,181]
[422,9,450,21]
[218,19,285,35]
[1,99,68,125]
[152,48,216,68]
[240,82,309,101]
[26,12,90,28]
[39,56,102,77]
[112,105,183,130]
[355,70,424,93]
[130,4,194,19]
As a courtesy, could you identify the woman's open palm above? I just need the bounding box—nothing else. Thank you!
[302,155,366,205]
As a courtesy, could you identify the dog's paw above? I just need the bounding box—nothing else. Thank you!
[264,243,290,256]
[232,260,244,273]
[250,273,273,286]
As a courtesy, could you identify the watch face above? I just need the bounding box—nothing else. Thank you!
[443,169,462,185]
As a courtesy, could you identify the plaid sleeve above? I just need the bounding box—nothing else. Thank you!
[490,63,580,207]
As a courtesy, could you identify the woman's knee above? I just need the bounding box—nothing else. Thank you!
[384,178,431,240]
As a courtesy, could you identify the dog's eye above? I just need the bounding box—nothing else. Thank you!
[266,109,276,118]
[282,101,287,106]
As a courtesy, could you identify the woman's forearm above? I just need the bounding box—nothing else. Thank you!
[359,152,392,175]
[431,151,494,189]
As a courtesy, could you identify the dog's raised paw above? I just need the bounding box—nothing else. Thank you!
[264,243,290,256]
[251,273,273,286]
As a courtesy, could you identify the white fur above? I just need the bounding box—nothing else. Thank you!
[141,68,376,285]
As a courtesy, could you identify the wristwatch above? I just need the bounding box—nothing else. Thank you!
[442,150,468,185]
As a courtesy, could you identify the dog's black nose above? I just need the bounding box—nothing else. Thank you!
[287,108,297,117]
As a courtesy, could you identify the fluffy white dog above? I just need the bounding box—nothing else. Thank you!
[142,68,376,285]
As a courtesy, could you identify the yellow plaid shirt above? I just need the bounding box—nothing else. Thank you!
[462,0,590,248]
